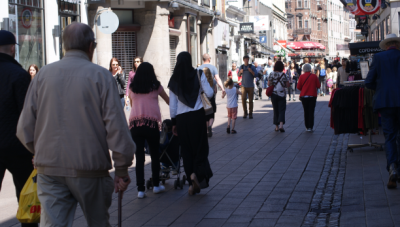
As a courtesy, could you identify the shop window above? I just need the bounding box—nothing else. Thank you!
[188,15,197,67]
[113,10,134,25]
[58,0,79,15]
[8,0,45,69]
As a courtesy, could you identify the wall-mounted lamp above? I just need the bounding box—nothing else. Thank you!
[168,1,179,10]
[215,10,221,16]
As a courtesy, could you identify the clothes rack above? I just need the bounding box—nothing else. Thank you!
[342,80,383,152]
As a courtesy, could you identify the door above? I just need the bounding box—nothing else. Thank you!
[216,51,228,87]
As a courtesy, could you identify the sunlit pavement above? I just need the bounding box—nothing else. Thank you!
[1,93,399,227]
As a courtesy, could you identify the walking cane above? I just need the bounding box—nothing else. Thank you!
[118,178,129,227]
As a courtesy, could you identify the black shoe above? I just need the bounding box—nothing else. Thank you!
[249,114,253,119]
[243,114,247,119]
[388,163,398,189]
[227,128,231,134]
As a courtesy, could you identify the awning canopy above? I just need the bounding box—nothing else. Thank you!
[287,42,326,50]
[348,41,383,55]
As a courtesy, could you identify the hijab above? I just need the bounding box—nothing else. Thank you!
[168,52,200,108]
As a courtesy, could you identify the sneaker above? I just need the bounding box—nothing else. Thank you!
[249,114,253,119]
[153,185,165,194]
[243,114,247,119]
[246,99,249,103]
[255,98,259,100]
[293,98,296,101]
[288,98,291,101]
[138,191,146,199]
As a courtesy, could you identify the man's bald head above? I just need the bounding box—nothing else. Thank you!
[63,22,95,54]
[268,60,273,66]
[254,62,258,67]
[203,53,211,63]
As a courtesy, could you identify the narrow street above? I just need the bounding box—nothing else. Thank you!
[1,95,399,227]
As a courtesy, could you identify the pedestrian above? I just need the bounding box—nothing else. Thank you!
[286,62,299,101]
[297,64,320,132]
[316,61,327,96]
[125,56,143,105]
[127,62,169,198]
[222,78,242,134]
[239,55,257,119]
[202,67,217,138]
[326,68,334,94]
[268,61,290,132]
[228,63,241,102]
[198,53,225,136]
[331,66,338,89]
[16,22,135,227]
[109,57,126,107]
[263,60,274,101]
[169,52,214,195]
[0,30,38,227]
[254,61,264,100]
[365,34,400,189]
[301,57,313,74]
[337,58,349,87]
[27,64,39,80]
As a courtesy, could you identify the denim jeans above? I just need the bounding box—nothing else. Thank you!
[319,76,326,95]
[380,107,400,173]
[120,97,125,107]
[287,83,296,99]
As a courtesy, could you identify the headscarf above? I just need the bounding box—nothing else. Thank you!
[168,52,200,108]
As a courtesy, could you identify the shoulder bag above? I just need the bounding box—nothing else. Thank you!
[266,73,285,97]
[197,70,214,115]
[299,73,312,101]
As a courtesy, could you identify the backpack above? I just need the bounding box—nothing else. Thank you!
[320,69,326,76]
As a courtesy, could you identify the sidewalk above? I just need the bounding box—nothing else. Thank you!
[1,94,399,227]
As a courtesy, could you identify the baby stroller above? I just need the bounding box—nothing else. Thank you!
[146,119,186,190]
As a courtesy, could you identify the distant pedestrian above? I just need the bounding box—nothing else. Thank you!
[331,67,338,89]
[254,61,263,100]
[222,78,242,134]
[17,22,135,226]
[0,30,38,227]
[268,61,290,132]
[316,61,327,96]
[109,57,126,107]
[263,59,274,101]
[286,62,299,101]
[198,53,225,137]
[326,68,334,94]
[337,58,349,87]
[127,62,169,198]
[228,63,241,101]
[365,34,400,189]
[169,52,214,195]
[297,64,320,132]
[238,55,257,119]
[27,64,39,80]
[202,67,217,138]
[125,56,143,104]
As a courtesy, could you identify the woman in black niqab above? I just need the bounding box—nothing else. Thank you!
[168,52,201,108]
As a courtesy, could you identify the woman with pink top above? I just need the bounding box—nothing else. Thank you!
[127,62,169,198]
[125,56,143,106]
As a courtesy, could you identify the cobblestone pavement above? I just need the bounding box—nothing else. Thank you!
[1,94,399,227]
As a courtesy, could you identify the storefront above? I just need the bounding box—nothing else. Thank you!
[7,0,45,69]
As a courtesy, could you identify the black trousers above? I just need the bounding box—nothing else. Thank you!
[271,94,287,125]
[130,126,160,191]
[301,97,317,129]
[176,108,213,187]
[0,152,37,227]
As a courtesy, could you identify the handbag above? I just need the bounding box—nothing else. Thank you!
[299,73,312,101]
[266,73,285,97]
[197,70,214,115]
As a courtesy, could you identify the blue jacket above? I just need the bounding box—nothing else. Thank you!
[365,49,400,111]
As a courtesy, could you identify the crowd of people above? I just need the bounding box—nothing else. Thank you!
[4,21,399,227]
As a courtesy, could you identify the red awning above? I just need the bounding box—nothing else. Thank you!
[287,42,325,50]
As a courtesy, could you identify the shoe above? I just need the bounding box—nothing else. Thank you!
[260,97,263,100]
[231,130,237,134]
[138,191,146,199]
[188,185,194,195]
[153,185,165,194]
[293,98,296,101]
[387,164,398,189]
[288,98,291,101]
[246,99,249,103]
[243,114,247,119]
[227,127,231,134]
[191,173,201,194]
[249,114,253,119]
[208,126,212,137]
[279,128,285,132]
[255,98,259,100]
[275,128,279,132]
[323,94,326,97]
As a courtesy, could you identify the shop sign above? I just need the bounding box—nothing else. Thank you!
[259,36,267,43]
[21,8,33,29]
[277,40,287,48]
[356,15,368,29]
[239,23,254,33]
[336,44,349,50]
[358,0,381,15]
[214,20,230,48]
[342,0,363,15]
[249,16,269,31]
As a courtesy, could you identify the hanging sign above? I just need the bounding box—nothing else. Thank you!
[21,8,33,29]
[358,0,381,15]
[356,15,368,29]
[239,23,254,33]
[343,0,363,15]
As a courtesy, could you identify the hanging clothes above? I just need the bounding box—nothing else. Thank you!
[358,87,365,131]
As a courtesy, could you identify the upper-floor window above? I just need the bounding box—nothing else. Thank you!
[305,20,309,28]
[298,18,303,28]
[304,0,308,8]
[318,19,321,30]
[298,0,302,8]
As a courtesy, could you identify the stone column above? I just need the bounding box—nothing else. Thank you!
[173,15,188,56]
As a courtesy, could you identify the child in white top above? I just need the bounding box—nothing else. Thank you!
[331,67,338,89]
[222,79,242,134]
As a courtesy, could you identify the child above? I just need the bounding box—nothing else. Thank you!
[222,78,242,134]
[326,68,333,95]
[332,67,338,89]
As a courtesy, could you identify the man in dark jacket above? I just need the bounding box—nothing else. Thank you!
[0,30,37,227]
[365,34,400,189]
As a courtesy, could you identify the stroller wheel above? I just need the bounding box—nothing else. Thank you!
[174,180,178,189]
[182,175,187,184]
[146,180,152,190]
[162,179,166,185]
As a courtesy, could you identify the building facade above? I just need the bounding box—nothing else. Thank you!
[367,1,397,42]
[326,0,350,60]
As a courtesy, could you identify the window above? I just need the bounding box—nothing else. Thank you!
[304,0,308,8]
[8,0,45,68]
[305,20,308,28]
[298,18,303,28]
[298,0,302,8]
[287,18,293,29]
[188,15,197,67]
[318,19,321,30]
[387,16,390,35]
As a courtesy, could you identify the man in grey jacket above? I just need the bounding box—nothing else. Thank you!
[17,23,136,227]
